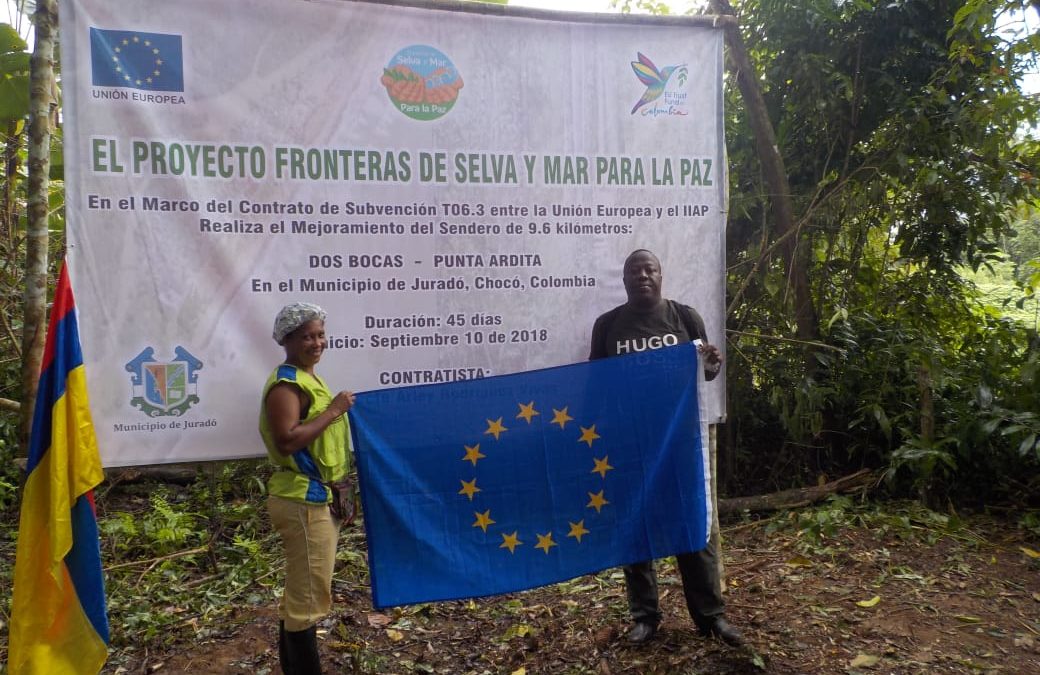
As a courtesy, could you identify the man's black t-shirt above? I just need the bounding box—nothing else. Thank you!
[589,299,709,360]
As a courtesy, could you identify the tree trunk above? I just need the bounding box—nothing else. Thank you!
[20,0,59,456]
[717,469,875,514]
[2,121,20,244]
[917,363,934,445]
[708,0,820,348]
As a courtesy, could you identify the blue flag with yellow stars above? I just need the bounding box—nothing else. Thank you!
[90,28,184,91]
[350,342,710,609]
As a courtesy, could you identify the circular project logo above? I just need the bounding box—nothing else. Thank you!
[381,45,464,121]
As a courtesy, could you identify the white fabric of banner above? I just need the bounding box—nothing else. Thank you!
[59,0,728,466]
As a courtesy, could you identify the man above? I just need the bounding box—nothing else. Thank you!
[589,249,744,647]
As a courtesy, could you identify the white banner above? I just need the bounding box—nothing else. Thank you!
[59,0,727,466]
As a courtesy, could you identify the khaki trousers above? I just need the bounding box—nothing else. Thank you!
[268,495,339,631]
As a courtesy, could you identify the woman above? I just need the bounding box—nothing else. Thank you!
[259,302,354,675]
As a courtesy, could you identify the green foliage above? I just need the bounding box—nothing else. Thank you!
[100,488,206,556]
[0,14,67,483]
[963,258,1038,326]
[1005,201,1040,284]
[721,0,1040,504]
[1020,510,1040,538]
[0,404,21,511]
[616,0,674,14]
[789,495,864,547]
[97,461,284,653]
[0,23,30,123]
[768,497,968,555]
[797,275,1039,503]
[0,24,31,503]
[145,491,202,550]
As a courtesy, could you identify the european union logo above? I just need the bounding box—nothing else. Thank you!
[89,28,183,92]
[351,342,710,608]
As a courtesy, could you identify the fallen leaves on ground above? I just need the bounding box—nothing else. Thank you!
[108,508,1040,674]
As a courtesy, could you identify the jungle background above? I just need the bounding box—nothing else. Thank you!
[1,0,1038,672]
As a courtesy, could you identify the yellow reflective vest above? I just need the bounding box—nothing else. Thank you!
[259,364,350,504]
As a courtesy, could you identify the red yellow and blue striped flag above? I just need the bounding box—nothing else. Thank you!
[9,263,109,674]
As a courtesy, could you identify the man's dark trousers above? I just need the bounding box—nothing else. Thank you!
[623,541,725,629]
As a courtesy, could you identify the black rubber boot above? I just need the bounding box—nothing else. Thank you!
[278,622,292,675]
[283,625,322,675]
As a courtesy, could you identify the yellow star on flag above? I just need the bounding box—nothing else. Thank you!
[535,532,557,554]
[500,531,522,553]
[462,443,486,466]
[567,520,590,543]
[473,510,496,532]
[550,407,574,429]
[458,478,481,501]
[578,424,601,447]
[587,490,609,513]
[516,401,539,424]
[485,417,508,440]
[592,456,614,478]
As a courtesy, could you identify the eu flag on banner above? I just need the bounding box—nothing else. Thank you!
[89,27,183,91]
[351,342,710,609]
[9,263,109,674]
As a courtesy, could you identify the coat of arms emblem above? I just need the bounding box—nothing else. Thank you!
[125,346,202,416]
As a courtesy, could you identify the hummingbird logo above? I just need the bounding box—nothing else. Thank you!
[630,52,687,115]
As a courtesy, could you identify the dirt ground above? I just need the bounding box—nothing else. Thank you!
[108,511,1040,674]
